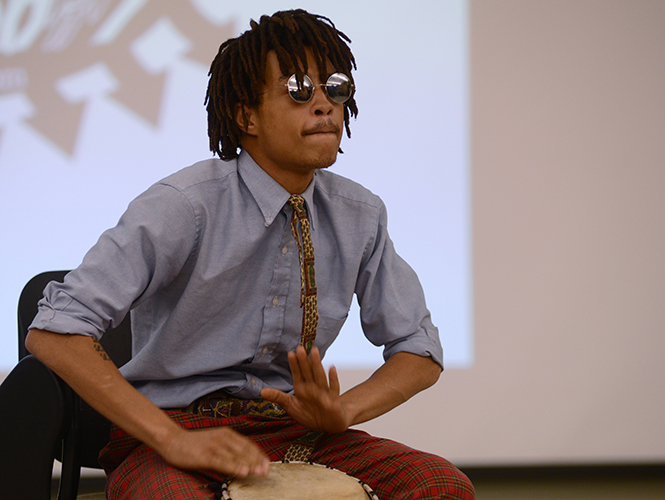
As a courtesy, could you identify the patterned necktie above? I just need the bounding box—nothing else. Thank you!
[287,194,318,354]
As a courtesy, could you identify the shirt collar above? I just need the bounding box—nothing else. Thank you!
[237,151,318,230]
[300,176,317,231]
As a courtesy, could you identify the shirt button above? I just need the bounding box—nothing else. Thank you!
[272,297,279,306]
[282,246,288,255]
[251,378,257,386]
[262,347,269,355]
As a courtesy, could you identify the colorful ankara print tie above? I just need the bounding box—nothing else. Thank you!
[287,194,318,354]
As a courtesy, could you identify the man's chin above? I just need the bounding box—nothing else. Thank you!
[304,142,340,171]
[314,151,339,170]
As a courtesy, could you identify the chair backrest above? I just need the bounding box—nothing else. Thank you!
[16,270,133,499]
[18,270,132,367]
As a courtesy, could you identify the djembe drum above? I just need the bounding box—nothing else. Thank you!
[221,462,379,500]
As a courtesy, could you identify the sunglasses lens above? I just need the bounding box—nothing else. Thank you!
[325,73,354,103]
[286,74,314,103]
[283,73,354,104]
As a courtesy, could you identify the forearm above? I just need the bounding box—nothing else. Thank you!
[25,329,182,452]
[25,328,270,476]
[340,352,442,426]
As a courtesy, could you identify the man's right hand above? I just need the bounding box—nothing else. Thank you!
[160,425,270,477]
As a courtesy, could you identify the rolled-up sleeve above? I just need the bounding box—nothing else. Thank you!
[29,182,199,339]
[355,201,444,369]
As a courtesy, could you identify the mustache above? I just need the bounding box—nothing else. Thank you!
[302,120,341,135]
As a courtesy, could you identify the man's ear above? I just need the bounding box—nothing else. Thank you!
[235,103,258,137]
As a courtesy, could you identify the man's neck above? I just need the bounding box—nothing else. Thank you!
[241,148,316,194]
[259,162,314,194]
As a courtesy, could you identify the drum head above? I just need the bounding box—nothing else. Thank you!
[225,461,376,500]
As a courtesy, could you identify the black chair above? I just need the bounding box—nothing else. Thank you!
[0,271,132,500]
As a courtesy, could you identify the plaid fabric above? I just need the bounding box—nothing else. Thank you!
[310,428,475,500]
[99,411,475,499]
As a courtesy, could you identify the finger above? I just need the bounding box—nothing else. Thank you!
[328,365,341,396]
[309,347,329,387]
[222,432,269,477]
[288,350,302,382]
[295,345,315,381]
[232,447,268,478]
[251,459,271,477]
[235,454,269,478]
[235,464,251,477]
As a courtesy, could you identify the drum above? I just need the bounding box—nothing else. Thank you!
[221,461,379,500]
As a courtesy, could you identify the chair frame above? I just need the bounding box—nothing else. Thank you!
[0,270,131,500]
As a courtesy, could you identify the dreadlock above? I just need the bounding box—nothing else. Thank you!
[205,9,358,160]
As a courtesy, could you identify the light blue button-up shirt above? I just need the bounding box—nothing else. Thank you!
[30,151,442,408]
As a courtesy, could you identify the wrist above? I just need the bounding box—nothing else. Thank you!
[339,398,360,428]
[141,412,185,457]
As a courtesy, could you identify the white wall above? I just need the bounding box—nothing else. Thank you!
[348,0,665,466]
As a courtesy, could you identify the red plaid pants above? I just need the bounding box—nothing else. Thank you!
[99,411,475,500]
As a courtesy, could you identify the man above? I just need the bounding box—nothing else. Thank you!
[26,9,475,499]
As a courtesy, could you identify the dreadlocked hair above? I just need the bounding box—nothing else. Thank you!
[205,9,358,160]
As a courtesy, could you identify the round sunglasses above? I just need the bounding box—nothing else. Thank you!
[260,73,354,104]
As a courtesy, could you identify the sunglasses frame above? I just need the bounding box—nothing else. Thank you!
[260,72,354,104]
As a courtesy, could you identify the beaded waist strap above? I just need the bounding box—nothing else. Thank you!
[182,390,287,419]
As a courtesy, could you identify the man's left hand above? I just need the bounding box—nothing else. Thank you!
[261,346,350,433]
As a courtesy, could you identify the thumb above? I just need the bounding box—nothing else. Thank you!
[261,387,289,405]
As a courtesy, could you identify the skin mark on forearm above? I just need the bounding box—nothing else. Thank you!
[92,337,113,362]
